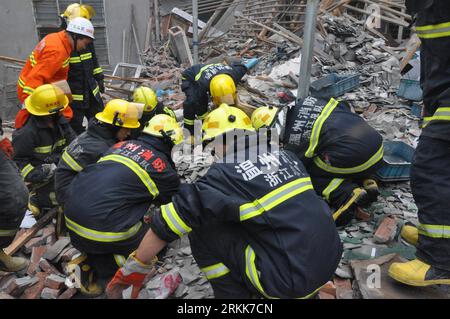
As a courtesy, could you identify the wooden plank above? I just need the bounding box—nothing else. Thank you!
[5,209,57,256]
[343,4,409,27]
[273,22,304,45]
[400,38,421,72]
[198,7,222,42]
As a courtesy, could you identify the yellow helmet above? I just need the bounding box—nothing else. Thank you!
[95,99,143,129]
[251,106,279,130]
[202,103,254,141]
[209,74,237,107]
[61,3,96,21]
[133,87,158,113]
[24,84,69,116]
[142,114,183,145]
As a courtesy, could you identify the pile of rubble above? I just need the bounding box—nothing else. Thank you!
[2,3,450,300]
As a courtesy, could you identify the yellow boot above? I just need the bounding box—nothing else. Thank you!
[66,254,104,298]
[401,223,419,246]
[389,259,450,287]
[0,249,28,272]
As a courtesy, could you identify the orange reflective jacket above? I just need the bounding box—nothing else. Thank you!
[17,31,73,104]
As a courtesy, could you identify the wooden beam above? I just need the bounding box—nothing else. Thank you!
[400,38,421,72]
[343,4,409,27]
[5,209,57,256]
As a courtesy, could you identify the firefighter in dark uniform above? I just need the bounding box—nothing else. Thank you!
[0,118,29,272]
[12,84,76,219]
[252,96,384,225]
[64,114,182,297]
[59,3,105,134]
[55,99,142,205]
[388,0,450,287]
[106,104,343,299]
[181,60,258,137]
[130,86,176,139]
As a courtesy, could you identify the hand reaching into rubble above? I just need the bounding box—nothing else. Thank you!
[106,251,157,299]
[106,229,167,299]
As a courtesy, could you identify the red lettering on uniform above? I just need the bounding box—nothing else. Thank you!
[124,143,140,152]
[112,141,126,149]
[139,149,154,161]
[152,158,166,173]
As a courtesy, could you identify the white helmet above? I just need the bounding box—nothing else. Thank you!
[66,17,95,39]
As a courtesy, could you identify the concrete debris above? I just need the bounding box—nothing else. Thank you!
[2,2,449,300]
[351,254,449,299]
[40,287,61,300]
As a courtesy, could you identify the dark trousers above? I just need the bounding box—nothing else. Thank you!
[29,177,58,212]
[0,151,28,247]
[68,223,149,281]
[189,223,259,299]
[182,81,209,135]
[70,107,99,135]
[411,135,450,271]
[306,160,382,208]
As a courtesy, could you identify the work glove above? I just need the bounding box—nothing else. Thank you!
[106,251,156,299]
[0,138,13,159]
[97,79,105,94]
[243,57,260,70]
[41,163,57,181]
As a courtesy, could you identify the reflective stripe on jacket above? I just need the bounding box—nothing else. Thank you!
[150,139,342,298]
[17,31,72,103]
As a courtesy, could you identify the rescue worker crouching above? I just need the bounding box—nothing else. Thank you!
[63,114,182,297]
[55,99,141,206]
[12,84,76,219]
[251,96,384,226]
[106,103,342,299]
[0,118,29,272]
[59,3,105,135]
[130,86,176,139]
[181,59,259,140]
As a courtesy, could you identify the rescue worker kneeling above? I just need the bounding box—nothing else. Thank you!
[63,114,182,296]
[252,96,384,225]
[106,104,343,299]
[55,99,143,206]
[12,84,76,218]
[130,86,176,139]
[0,119,29,272]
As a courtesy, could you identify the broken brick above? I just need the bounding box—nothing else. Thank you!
[334,277,353,299]
[318,291,336,299]
[44,274,66,290]
[373,216,398,244]
[0,292,15,299]
[38,259,63,276]
[0,273,17,290]
[57,288,77,299]
[59,247,81,262]
[20,272,47,299]
[4,276,39,297]
[23,237,46,254]
[355,207,372,221]
[41,287,61,299]
[42,237,71,261]
[27,246,48,276]
[320,281,336,297]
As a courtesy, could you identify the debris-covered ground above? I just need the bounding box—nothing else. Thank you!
[1,5,450,299]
